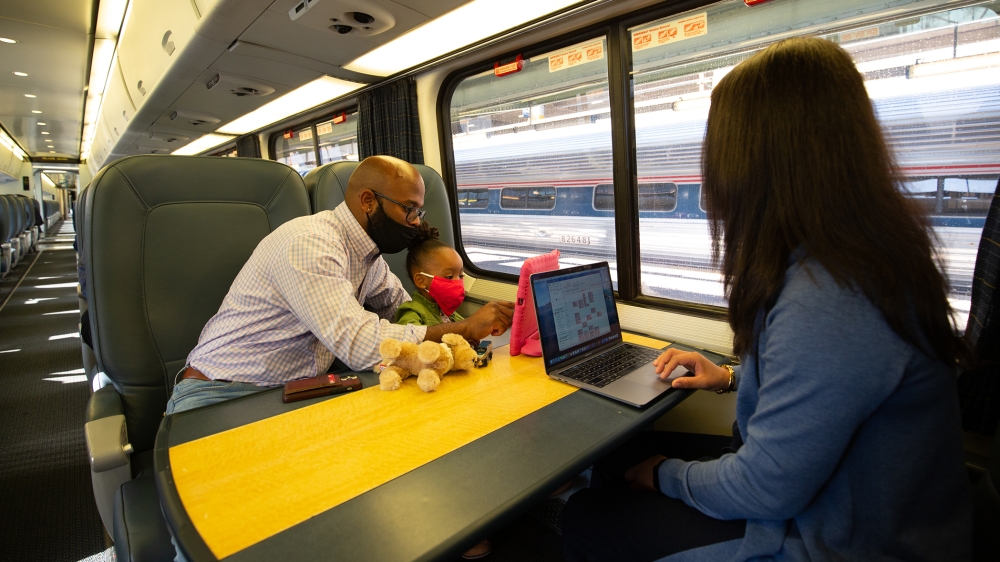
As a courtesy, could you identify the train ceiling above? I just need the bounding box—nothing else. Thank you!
[0,0,91,162]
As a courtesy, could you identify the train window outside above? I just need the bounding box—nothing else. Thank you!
[638,183,678,212]
[317,113,359,163]
[449,37,615,281]
[500,187,557,210]
[628,0,1000,322]
[593,183,677,212]
[593,184,614,211]
[275,125,317,176]
[457,188,490,209]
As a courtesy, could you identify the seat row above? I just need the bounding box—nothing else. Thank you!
[77,155,454,561]
[0,194,42,278]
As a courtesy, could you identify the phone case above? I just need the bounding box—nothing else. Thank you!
[282,374,362,403]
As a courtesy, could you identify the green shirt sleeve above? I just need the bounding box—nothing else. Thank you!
[393,302,425,325]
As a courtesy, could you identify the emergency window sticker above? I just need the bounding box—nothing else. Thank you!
[316,123,333,135]
[299,128,313,141]
[539,40,605,73]
[631,12,708,52]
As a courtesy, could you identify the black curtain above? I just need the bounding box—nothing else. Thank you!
[357,77,423,164]
[236,134,261,158]
[959,178,1000,435]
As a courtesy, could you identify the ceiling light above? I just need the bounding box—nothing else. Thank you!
[41,131,49,135]
[344,0,584,76]
[37,122,46,125]
[50,151,56,153]
[907,51,1000,79]
[88,39,116,95]
[172,134,237,155]
[216,76,364,135]
[96,0,130,38]
[13,71,27,77]
[24,94,36,98]
[32,110,42,114]
[0,38,17,44]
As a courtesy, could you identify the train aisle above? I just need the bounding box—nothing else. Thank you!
[0,221,111,561]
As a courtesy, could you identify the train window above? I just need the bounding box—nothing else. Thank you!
[500,187,556,210]
[448,37,615,280]
[638,183,677,212]
[458,188,490,209]
[211,147,238,157]
[317,112,359,163]
[595,183,678,212]
[593,184,614,211]
[628,0,1000,320]
[275,125,317,176]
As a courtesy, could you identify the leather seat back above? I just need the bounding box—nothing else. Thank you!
[77,184,91,298]
[6,195,24,236]
[16,196,29,233]
[304,161,456,294]
[0,196,11,244]
[84,155,311,452]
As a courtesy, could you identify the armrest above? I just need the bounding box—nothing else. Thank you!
[87,384,124,421]
[85,386,134,473]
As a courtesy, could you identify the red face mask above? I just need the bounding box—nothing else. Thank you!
[419,273,465,317]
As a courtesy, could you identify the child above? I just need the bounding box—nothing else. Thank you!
[394,224,467,327]
[393,225,492,560]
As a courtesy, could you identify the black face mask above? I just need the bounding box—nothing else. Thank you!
[366,198,418,255]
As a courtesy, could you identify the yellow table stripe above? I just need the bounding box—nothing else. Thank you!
[169,334,667,558]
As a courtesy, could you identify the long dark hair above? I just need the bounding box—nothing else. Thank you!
[702,37,969,366]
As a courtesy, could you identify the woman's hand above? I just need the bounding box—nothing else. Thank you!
[654,349,731,391]
[624,455,668,491]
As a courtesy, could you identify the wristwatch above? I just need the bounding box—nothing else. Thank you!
[716,364,736,394]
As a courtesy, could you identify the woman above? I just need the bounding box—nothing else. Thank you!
[561,37,972,561]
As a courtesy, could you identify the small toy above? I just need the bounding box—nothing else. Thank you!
[473,341,493,368]
[378,333,479,392]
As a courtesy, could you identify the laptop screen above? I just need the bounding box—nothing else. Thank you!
[530,262,622,370]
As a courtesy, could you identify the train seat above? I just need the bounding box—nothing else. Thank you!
[2,196,20,268]
[18,195,39,252]
[303,160,456,295]
[82,155,310,561]
[75,183,98,389]
[4,195,24,262]
[0,195,13,277]
[13,196,33,256]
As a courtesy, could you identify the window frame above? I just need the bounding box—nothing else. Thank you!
[267,105,360,168]
[437,0,728,320]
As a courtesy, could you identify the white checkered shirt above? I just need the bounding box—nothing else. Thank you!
[187,202,426,385]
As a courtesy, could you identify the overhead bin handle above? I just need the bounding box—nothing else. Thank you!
[162,30,175,56]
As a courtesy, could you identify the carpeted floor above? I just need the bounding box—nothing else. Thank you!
[0,221,111,561]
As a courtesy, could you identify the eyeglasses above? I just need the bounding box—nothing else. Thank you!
[372,191,426,223]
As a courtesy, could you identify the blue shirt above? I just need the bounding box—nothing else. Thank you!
[187,203,427,384]
[658,258,972,561]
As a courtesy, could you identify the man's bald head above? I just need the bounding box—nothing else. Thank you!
[346,155,425,228]
[348,155,423,202]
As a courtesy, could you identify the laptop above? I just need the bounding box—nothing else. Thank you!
[529,262,691,407]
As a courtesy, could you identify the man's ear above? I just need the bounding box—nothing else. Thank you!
[359,190,375,213]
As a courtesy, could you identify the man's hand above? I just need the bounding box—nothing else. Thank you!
[424,301,514,343]
[624,455,667,492]
[654,349,730,391]
[463,300,514,339]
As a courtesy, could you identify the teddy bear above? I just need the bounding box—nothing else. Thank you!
[378,333,479,392]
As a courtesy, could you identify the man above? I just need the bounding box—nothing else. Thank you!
[166,155,513,414]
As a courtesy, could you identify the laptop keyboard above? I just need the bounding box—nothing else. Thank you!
[558,344,662,388]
